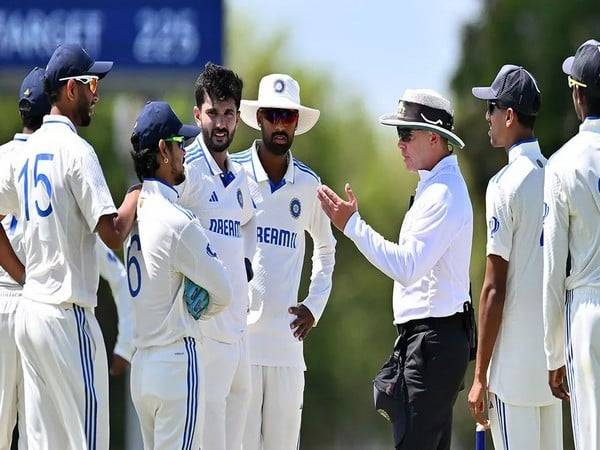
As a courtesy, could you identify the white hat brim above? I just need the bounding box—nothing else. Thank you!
[240,99,320,135]
[379,113,465,149]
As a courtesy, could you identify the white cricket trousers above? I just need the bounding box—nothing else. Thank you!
[130,337,203,450]
[565,287,600,450]
[0,295,25,450]
[201,335,251,450]
[243,365,304,450]
[15,299,109,450]
[489,392,562,450]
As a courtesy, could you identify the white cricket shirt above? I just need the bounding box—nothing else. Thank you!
[0,134,29,295]
[344,154,472,324]
[544,117,600,370]
[177,135,256,344]
[96,238,135,361]
[0,115,117,307]
[231,141,336,369]
[485,139,556,406]
[128,179,232,350]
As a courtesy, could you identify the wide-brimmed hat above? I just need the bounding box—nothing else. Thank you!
[379,89,465,149]
[240,74,320,135]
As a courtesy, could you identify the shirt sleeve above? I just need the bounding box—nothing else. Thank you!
[485,182,513,261]
[0,154,19,216]
[67,145,117,233]
[173,220,233,319]
[302,192,336,325]
[240,173,257,260]
[343,186,464,286]
[96,239,135,361]
[543,168,569,370]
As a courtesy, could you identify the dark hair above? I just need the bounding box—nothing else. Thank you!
[194,62,243,109]
[130,133,160,182]
[20,111,44,131]
[581,88,600,116]
[514,110,537,130]
[43,77,61,104]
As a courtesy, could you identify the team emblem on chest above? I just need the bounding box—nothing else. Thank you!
[237,188,244,208]
[290,198,301,219]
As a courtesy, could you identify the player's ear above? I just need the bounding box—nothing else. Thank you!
[256,109,263,128]
[192,106,201,125]
[65,79,77,102]
[158,139,168,162]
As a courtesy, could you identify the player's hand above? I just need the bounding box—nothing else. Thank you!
[549,366,569,400]
[467,379,490,427]
[110,354,130,377]
[317,183,358,231]
[289,305,315,340]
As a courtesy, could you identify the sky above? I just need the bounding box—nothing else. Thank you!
[227,0,483,117]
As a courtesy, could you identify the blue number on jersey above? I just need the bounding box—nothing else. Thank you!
[18,153,55,220]
[126,234,142,298]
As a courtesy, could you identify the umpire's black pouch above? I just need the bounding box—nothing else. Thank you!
[373,333,407,441]
[462,300,477,361]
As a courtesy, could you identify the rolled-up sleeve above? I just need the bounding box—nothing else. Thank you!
[343,186,464,286]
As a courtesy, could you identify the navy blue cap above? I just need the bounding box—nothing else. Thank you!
[472,64,541,115]
[562,39,600,94]
[131,101,200,150]
[45,43,113,91]
[19,67,51,117]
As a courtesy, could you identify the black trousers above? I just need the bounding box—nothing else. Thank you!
[392,313,470,450]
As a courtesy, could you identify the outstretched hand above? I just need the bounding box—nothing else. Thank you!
[317,183,358,231]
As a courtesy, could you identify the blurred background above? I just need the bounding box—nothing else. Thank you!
[2,0,600,448]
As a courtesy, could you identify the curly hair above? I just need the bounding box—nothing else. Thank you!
[130,133,160,182]
[194,62,243,109]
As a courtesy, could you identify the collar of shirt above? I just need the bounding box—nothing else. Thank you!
[417,154,458,183]
[142,178,180,202]
[13,133,29,142]
[42,114,77,134]
[580,116,600,133]
[507,138,542,163]
[192,134,240,176]
[249,140,296,185]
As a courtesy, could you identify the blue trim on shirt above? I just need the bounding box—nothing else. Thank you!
[585,115,600,120]
[269,178,286,193]
[44,119,76,133]
[144,177,179,197]
[14,137,28,142]
[293,161,319,182]
[508,137,537,151]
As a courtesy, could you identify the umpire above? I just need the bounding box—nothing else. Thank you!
[318,89,473,449]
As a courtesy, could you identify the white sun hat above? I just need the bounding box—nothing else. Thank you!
[240,74,320,135]
[379,88,465,149]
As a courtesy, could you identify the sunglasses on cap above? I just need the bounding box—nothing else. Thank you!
[59,75,99,94]
[567,75,587,89]
[396,127,415,143]
[260,108,299,125]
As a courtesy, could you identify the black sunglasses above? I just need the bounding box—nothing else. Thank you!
[260,108,299,125]
[487,101,507,115]
[396,127,415,143]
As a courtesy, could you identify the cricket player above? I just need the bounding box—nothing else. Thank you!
[0,66,49,450]
[0,44,139,450]
[176,63,256,450]
[467,65,562,450]
[127,101,233,450]
[234,74,336,450]
[544,39,600,450]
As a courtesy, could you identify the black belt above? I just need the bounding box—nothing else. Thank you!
[396,312,466,335]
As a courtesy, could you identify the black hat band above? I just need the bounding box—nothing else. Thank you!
[396,100,454,131]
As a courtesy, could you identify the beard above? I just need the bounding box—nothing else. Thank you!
[75,95,92,127]
[262,131,294,156]
[203,127,234,153]
[174,169,186,186]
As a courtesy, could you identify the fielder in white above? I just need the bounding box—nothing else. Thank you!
[233,74,336,450]
[0,44,139,450]
[467,65,562,450]
[544,39,600,450]
[176,64,256,450]
[127,101,233,450]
